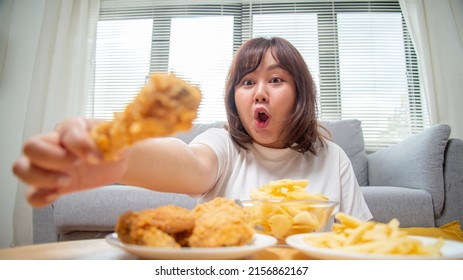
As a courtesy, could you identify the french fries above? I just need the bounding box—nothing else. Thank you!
[304,212,444,256]
[243,179,336,239]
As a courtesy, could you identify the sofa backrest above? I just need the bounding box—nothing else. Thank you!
[174,122,226,143]
[368,123,451,216]
[174,119,369,186]
[319,119,368,186]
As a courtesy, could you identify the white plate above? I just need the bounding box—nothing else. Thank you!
[106,233,277,260]
[286,233,463,260]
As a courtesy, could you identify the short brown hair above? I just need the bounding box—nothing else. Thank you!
[225,37,325,155]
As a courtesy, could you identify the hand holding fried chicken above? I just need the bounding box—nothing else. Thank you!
[13,73,203,207]
[12,118,129,208]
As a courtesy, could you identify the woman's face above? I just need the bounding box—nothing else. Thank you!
[234,49,296,148]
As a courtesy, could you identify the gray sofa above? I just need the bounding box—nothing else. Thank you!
[33,119,463,243]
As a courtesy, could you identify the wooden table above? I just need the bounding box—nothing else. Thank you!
[0,238,310,260]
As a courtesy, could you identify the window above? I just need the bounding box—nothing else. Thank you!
[337,12,417,145]
[168,16,234,123]
[88,19,153,120]
[88,0,428,151]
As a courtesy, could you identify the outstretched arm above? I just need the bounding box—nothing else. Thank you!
[12,117,217,207]
[120,137,217,195]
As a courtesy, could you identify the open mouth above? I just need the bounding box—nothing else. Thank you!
[257,112,269,122]
[254,109,270,128]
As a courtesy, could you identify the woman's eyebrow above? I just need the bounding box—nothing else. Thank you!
[266,63,285,71]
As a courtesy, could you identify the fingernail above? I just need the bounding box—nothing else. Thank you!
[57,175,71,187]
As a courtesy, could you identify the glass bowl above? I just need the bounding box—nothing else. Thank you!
[237,199,338,241]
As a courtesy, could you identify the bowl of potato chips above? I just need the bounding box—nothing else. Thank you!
[237,179,338,241]
[238,199,338,240]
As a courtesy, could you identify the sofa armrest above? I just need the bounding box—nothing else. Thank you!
[367,124,451,216]
[436,138,463,227]
[33,205,58,244]
[361,186,435,227]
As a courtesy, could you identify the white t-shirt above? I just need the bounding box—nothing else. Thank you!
[191,128,372,223]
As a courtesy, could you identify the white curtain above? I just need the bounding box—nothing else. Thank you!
[13,0,99,246]
[399,0,463,139]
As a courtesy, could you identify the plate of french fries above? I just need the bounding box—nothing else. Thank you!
[286,213,463,260]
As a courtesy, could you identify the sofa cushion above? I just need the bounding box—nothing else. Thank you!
[320,119,368,186]
[368,124,451,216]
[53,185,198,234]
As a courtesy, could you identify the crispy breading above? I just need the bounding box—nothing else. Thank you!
[115,205,195,248]
[145,205,196,234]
[189,198,255,247]
[188,209,255,247]
[192,197,245,218]
[91,73,201,160]
[139,227,181,248]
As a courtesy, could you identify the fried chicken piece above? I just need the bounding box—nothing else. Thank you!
[146,205,196,234]
[115,205,195,248]
[188,198,255,247]
[191,197,247,219]
[115,198,255,248]
[91,73,201,160]
[172,231,192,247]
[139,227,181,248]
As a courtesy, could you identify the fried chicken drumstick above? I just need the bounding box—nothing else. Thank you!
[91,73,201,160]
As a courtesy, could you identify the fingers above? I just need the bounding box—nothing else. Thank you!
[13,117,98,191]
[22,117,102,171]
[12,156,71,189]
[14,117,107,208]
[26,188,60,208]
[57,118,102,164]
[23,132,77,171]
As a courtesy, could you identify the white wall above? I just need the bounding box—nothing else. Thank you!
[0,0,45,248]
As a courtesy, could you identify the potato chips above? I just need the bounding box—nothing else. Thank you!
[241,179,337,240]
[250,179,329,201]
[304,212,444,256]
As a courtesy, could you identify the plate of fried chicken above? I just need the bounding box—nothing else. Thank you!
[106,197,277,259]
[106,232,276,260]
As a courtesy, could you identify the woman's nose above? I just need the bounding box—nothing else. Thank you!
[254,83,268,103]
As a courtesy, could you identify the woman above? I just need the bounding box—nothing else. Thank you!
[12,37,372,222]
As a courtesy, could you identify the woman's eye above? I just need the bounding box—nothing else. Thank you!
[270,77,283,83]
[242,80,254,86]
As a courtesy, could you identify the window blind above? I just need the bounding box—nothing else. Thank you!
[88,0,428,151]
[87,0,242,123]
